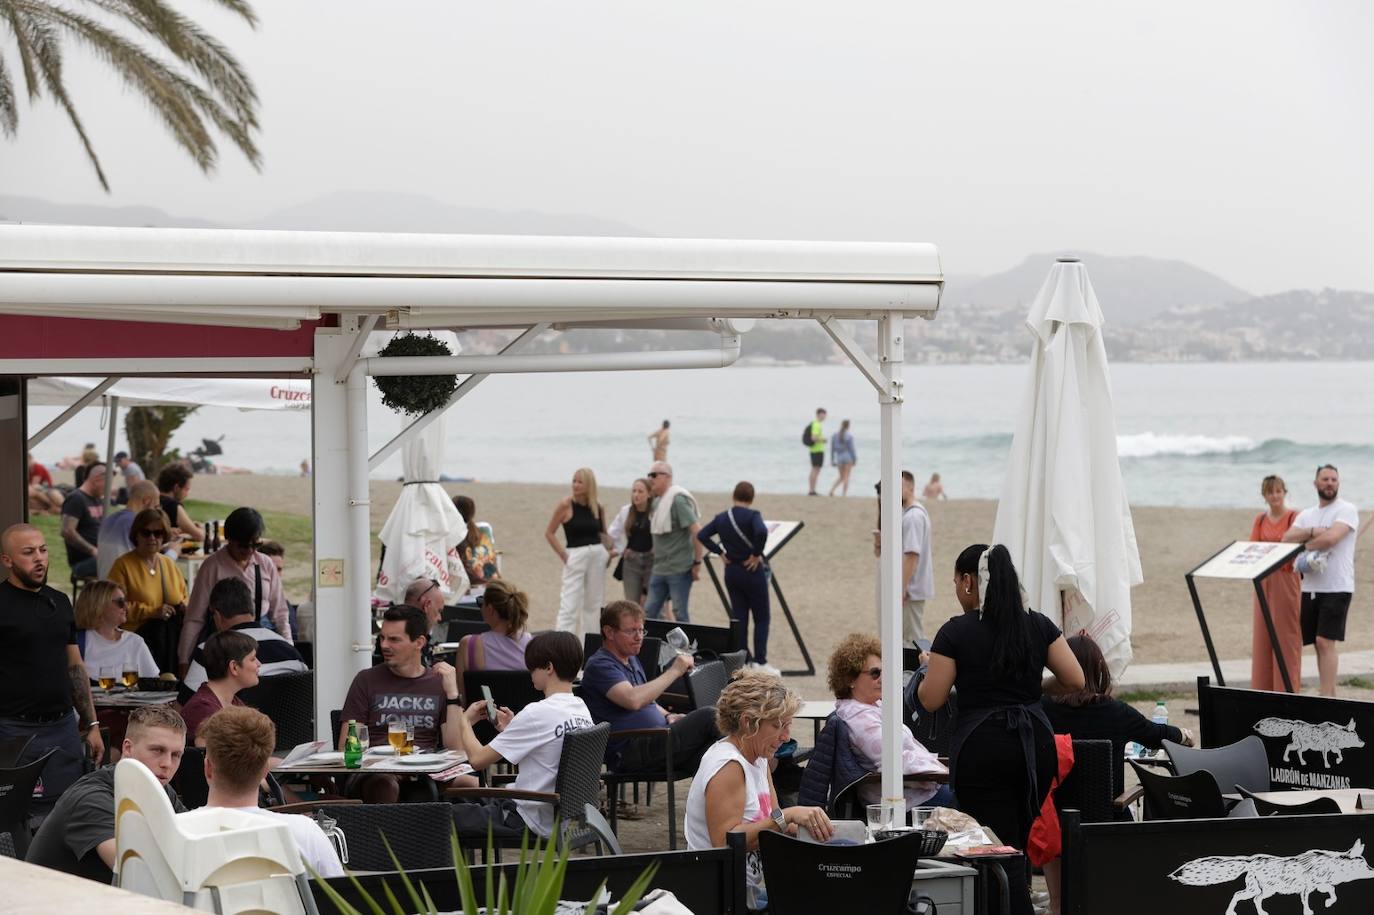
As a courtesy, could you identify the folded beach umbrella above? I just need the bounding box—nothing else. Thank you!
[992,257,1143,675]
[374,412,470,605]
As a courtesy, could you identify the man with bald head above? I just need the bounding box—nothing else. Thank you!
[643,461,703,622]
[96,479,160,578]
[0,524,103,816]
[61,462,108,579]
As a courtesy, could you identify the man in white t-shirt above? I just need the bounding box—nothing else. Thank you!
[448,631,594,839]
[898,471,935,643]
[199,705,344,877]
[1283,464,1360,697]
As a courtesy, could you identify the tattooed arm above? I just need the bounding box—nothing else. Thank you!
[67,645,104,762]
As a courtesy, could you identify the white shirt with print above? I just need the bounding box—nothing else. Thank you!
[488,692,594,836]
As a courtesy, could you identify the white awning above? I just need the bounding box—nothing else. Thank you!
[26,376,312,411]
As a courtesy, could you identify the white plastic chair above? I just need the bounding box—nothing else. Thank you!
[114,758,320,914]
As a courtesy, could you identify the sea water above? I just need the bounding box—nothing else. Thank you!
[27,361,1374,509]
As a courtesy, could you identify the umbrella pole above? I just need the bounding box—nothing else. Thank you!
[101,395,118,518]
[877,313,905,820]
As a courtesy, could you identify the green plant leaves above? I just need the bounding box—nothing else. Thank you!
[373,332,459,416]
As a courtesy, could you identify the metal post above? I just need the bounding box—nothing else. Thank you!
[346,362,373,678]
[877,313,905,822]
[101,395,118,518]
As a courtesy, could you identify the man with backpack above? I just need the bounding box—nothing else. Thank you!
[803,408,827,495]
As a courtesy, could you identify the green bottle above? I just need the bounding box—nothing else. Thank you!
[344,719,363,769]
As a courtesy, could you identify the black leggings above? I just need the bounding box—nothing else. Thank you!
[954,718,1057,915]
[724,564,771,664]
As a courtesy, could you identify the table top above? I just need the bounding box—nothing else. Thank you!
[276,747,467,776]
[1246,788,1370,813]
[798,700,835,720]
[93,688,178,709]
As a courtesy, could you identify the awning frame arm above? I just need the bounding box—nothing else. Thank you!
[26,376,122,449]
[819,316,904,404]
[333,314,380,384]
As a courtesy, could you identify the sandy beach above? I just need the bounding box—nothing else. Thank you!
[189,474,1372,701]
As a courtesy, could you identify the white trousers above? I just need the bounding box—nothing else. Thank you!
[556,543,608,643]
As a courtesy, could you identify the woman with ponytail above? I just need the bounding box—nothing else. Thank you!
[918,544,1084,915]
[454,579,534,687]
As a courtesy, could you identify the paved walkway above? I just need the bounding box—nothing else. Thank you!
[1118,649,1374,689]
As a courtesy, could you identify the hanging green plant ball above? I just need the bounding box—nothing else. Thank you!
[373,333,459,416]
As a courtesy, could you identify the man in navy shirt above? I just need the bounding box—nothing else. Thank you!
[581,601,719,773]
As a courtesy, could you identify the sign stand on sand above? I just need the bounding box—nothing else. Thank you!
[1186,540,1303,692]
[703,519,814,676]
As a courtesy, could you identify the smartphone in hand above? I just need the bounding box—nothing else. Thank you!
[481,685,498,724]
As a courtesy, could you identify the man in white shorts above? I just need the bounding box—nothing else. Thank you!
[1284,464,1359,697]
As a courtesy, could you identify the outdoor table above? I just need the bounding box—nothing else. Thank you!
[934,827,1013,915]
[1230,788,1369,813]
[798,699,834,742]
[93,688,178,709]
[275,747,468,777]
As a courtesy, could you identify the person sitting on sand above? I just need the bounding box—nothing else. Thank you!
[923,472,947,501]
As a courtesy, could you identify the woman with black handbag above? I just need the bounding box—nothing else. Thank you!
[608,477,654,606]
[697,481,773,673]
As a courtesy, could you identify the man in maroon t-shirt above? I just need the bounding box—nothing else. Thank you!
[339,604,464,803]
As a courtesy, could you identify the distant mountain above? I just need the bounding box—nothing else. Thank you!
[0,190,649,237]
[947,252,1251,324]
[0,194,220,229]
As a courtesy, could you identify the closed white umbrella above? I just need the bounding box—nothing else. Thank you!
[992,257,1143,675]
[374,412,470,605]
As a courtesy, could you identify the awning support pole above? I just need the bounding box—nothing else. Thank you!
[26,377,121,449]
[876,314,906,819]
[100,395,118,518]
[367,323,550,471]
[334,315,380,384]
[346,361,373,667]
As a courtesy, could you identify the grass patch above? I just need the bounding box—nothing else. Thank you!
[1116,688,1192,705]
[1341,676,1374,690]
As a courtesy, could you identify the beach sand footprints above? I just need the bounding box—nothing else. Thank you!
[1170,841,1374,915]
[1254,717,1365,769]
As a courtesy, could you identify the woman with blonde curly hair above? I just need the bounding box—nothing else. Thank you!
[826,632,952,810]
[685,670,833,911]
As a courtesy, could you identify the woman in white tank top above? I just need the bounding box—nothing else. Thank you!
[684,671,834,910]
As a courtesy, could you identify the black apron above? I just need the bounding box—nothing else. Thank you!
[948,699,1055,828]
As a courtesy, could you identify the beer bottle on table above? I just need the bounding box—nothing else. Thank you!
[344,719,363,769]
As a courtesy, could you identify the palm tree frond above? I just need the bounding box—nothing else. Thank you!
[0,49,21,136]
[90,0,258,124]
[0,5,45,101]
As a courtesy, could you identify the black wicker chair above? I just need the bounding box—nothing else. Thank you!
[1055,739,1116,823]
[685,660,728,710]
[239,670,315,754]
[446,721,611,856]
[760,828,924,914]
[603,724,682,850]
[0,748,55,858]
[282,801,456,871]
[717,650,748,679]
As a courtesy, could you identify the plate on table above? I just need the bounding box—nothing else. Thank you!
[367,745,396,755]
[398,753,441,766]
[305,751,345,765]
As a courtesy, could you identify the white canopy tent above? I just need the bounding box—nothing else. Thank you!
[0,223,943,816]
[26,376,312,410]
[992,258,1142,674]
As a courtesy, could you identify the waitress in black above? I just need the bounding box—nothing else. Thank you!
[544,467,613,643]
[918,543,1084,915]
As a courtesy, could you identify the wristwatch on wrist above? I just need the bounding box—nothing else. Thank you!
[445,696,463,707]
[770,806,786,832]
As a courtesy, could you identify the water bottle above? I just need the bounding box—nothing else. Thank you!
[1152,699,1168,728]
[344,719,363,769]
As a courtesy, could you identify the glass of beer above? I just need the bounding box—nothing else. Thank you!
[97,666,117,692]
[403,723,415,755]
[388,720,406,752]
[122,669,139,689]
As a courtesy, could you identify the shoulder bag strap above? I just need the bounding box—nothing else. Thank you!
[254,561,263,623]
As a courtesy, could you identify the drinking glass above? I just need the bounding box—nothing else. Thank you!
[387,720,407,752]
[122,669,139,689]
[97,666,117,692]
[911,807,936,829]
[356,725,370,749]
[404,723,416,754]
[867,803,893,837]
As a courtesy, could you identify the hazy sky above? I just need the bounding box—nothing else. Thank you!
[4,1,1372,294]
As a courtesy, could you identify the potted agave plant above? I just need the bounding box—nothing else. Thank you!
[313,828,659,915]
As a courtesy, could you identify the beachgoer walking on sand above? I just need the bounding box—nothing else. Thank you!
[828,419,856,497]
[545,468,614,643]
[804,408,827,495]
[923,473,947,501]
[1249,475,1302,693]
[1282,464,1359,697]
[648,420,671,462]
